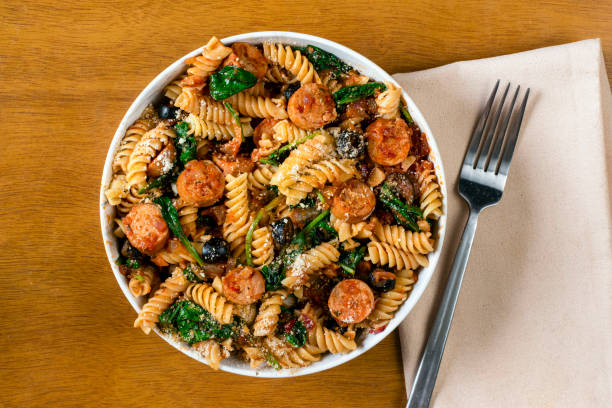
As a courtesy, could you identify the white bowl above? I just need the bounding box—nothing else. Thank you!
[99,31,447,377]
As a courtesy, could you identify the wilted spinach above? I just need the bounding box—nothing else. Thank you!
[210,66,258,100]
[333,83,387,107]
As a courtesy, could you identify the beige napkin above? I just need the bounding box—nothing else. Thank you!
[393,39,612,407]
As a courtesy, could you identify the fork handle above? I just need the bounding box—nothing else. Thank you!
[407,210,480,408]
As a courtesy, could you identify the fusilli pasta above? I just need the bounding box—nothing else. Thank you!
[185,282,234,324]
[134,268,188,334]
[225,93,288,119]
[222,173,251,259]
[372,219,434,255]
[376,81,401,119]
[252,289,288,337]
[366,240,429,270]
[263,42,321,85]
[182,36,232,88]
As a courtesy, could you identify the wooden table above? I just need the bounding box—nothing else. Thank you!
[1,1,610,406]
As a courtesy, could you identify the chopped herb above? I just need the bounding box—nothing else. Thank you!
[210,66,258,100]
[182,265,202,283]
[133,274,145,283]
[315,189,325,204]
[175,121,197,165]
[401,106,414,125]
[154,196,204,265]
[115,255,126,265]
[338,246,365,275]
[379,183,422,232]
[125,258,141,269]
[293,45,352,77]
[282,319,307,347]
[265,352,281,370]
[289,196,316,209]
[333,83,387,107]
[259,132,317,166]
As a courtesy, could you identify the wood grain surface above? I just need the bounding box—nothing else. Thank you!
[1,1,610,407]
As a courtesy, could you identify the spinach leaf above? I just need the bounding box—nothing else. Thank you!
[293,45,352,77]
[379,183,423,232]
[137,166,178,194]
[292,209,331,249]
[182,265,202,283]
[265,352,281,370]
[333,83,387,107]
[159,300,235,345]
[282,319,307,347]
[210,66,258,100]
[175,121,197,165]
[125,258,141,269]
[289,196,316,209]
[260,249,301,291]
[259,132,317,166]
[153,196,204,265]
[338,245,365,275]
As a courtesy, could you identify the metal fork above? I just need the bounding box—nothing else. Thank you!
[406,81,530,408]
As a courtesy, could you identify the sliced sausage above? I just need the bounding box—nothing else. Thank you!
[222,265,266,305]
[123,203,169,255]
[212,153,254,176]
[366,118,413,166]
[328,279,375,324]
[147,143,176,178]
[331,179,376,223]
[176,160,224,207]
[223,42,268,79]
[288,83,337,130]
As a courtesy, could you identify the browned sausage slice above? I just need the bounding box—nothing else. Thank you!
[331,179,376,223]
[176,160,224,207]
[223,42,268,79]
[328,279,375,324]
[147,143,176,178]
[288,83,337,130]
[222,266,266,305]
[366,118,413,166]
[212,153,254,176]
[123,203,169,255]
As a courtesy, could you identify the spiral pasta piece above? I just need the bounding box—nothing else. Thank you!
[128,266,158,298]
[263,335,319,368]
[151,238,195,267]
[117,186,146,215]
[309,320,357,354]
[418,166,443,220]
[247,164,277,191]
[282,242,340,289]
[279,159,357,206]
[272,119,309,144]
[376,81,401,119]
[174,87,203,116]
[366,241,429,270]
[126,124,174,188]
[163,75,185,102]
[105,174,129,206]
[251,226,274,266]
[193,339,230,370]
[225,93,287,119]
[181,36,232,88]
[270,131,334,189]
[222,173,251,259]
[185,282,234,324]
[244,81,267,97]
[330,214,373,242]
[264,65,298,84]
[263,42,321,85]
[112,119,152,174]
[252,289,288,337]
[372,219,434,255]
[367,269,417,329]
[134,268,188,334]
[171,199,198,238]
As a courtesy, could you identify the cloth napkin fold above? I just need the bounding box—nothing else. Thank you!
[393,39,612,407]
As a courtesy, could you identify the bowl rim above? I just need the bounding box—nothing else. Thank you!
[99,31,447,377]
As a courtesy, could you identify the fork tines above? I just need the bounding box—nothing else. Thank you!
[464,80,530,176]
